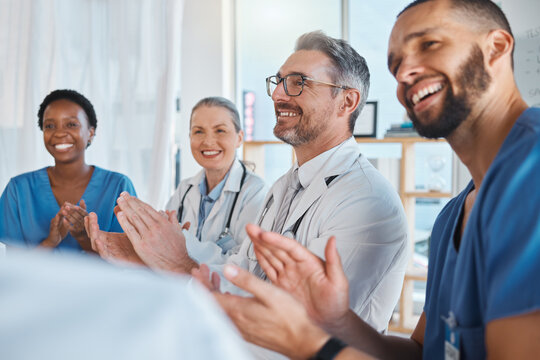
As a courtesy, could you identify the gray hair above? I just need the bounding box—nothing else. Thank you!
[190,96,242,133]
[295,31,370,133]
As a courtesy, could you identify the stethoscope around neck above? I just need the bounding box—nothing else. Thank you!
[177,162,247,249]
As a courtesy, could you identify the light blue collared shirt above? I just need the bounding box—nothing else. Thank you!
[196,172,229,240]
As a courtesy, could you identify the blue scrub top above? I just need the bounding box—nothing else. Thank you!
[0,166,136,252]
[423,108,540,359]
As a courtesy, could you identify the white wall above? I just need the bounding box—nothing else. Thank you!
[178,0,232,182]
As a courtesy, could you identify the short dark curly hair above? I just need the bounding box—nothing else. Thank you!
[37,89,98,130]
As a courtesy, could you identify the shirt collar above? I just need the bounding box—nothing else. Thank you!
[199,172,229,202]
[296,137,355,189]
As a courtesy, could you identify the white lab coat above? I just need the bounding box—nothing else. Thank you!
[225,138,409,333]
[166,158,267,265]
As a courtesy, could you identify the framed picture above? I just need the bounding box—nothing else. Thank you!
[353,101,377,138]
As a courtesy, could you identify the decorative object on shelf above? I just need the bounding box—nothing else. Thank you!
[384,119,419,137]
[353,100,377,138]
[426,155,447,192]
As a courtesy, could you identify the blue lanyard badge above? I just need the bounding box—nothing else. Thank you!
[442,312,460,360]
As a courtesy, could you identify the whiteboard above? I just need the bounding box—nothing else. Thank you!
[500,0,540,107]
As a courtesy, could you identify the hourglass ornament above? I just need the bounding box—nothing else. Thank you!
[426,155,446,192]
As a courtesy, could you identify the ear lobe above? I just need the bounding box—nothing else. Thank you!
[236,130,244,148]
[486,29,513,66]
[339,89,361,117]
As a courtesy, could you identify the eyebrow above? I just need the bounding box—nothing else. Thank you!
[43,116,79,122]
[387,27,440,74]
[276,71,309,78]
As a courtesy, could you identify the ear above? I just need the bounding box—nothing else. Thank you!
[485,29,513,67]
[338,88,361,118]
[89,127,95,142]
[236,129,244,149]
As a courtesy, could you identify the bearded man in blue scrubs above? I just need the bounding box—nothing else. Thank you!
[213,1,540,359]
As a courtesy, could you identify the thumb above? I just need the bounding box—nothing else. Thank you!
[223,265,274,304]
[80,199,87,210]
[324,236,346,284]
[182,221,191,231]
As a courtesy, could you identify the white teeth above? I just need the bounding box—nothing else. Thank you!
[203,150,220,156]
[278,111,299,117]
[411,83,443,105]
[55,144,73,150]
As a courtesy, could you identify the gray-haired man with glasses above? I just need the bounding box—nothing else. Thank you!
[217,30,410,336]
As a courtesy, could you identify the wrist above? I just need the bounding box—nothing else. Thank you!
[40,237,59,248]
[308,337,348,360]
[294,324,332,360]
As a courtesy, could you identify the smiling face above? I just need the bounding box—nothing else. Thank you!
[387,0,492,138]
[190,105,243,174]
[42,99,95,164]
[271,50,340,146]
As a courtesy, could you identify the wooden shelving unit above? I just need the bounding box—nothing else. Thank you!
[356,137,450,333]
[243,137,452,333]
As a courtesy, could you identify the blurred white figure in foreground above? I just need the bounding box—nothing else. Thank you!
[0,250,252,360]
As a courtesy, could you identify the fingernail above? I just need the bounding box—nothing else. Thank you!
[224,265,238,278]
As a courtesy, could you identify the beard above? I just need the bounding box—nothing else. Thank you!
[407,44,491,139]
[273,103,331,146]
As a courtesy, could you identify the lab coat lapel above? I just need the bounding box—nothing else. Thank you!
[257,173,288,232]
[183,171,203,226]
[281,177,326,236]
[204,159,242,227]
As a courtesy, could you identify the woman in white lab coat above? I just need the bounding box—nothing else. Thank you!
[166,97,267,265]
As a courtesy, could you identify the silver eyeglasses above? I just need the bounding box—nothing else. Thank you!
[266,74,351,97]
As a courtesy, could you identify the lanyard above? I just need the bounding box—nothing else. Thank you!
[177,162,247,233]
[247,174,338,261]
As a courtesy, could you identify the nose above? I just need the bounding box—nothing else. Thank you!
[201,132,216,146]
[271,79,291,103]
[395,56,424,85]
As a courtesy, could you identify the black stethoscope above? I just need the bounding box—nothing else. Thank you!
[247,174,339,262]
[177,162,247,251]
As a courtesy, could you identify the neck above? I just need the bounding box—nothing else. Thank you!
[50,159,92,185]
[205,161,234,192]
[294,131,351,166]
[446,87,528,189]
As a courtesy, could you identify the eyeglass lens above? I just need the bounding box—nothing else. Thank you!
[267,75,304,97]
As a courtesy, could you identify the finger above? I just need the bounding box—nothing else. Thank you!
[116,196,158,230]
[245,223,264,243]
[182,221,191,231]
[85,213,101,250]
[211,271,221,292]
[167,210,180,225]
[70,204,89,218]
[79,199,87,210]
[253,244,279,283]
[116,198,151,233]
[223,265,279,306]
[253,242,284,276]
[324,236,346,284]
[114,205,121,216]
[63,207,85,225]
[119,193,164,222]
[116,211,142,246]
[254,232,311,272]
[258,230,315,263]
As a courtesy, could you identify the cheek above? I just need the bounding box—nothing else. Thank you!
[396,86,407,106]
